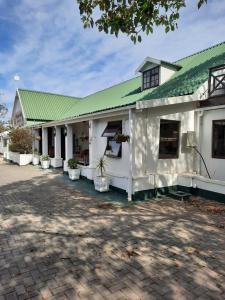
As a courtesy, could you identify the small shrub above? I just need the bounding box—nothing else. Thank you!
[68,158,78,169]
[40,155,50,161]
[9,128,32,154]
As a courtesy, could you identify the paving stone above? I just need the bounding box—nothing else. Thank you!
[5,292,18,300]
[15,285,26,295]
[0,159,224,300]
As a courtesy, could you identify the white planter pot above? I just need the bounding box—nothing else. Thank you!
[50,157,63,168]
[68,168,81,180]
[32,155,40,166]
[94,176,110,192]
[9,152,32,166]
[18,154,33,166]
[41,160,50,169]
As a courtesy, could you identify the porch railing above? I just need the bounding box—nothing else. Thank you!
[208,64,225,98]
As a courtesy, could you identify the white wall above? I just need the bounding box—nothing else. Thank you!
[0,131,9,155]
[132,102,196,192]
[11,96,25,127]
[160,65,176,85]
[199,108,225,181]
[78,102,196,194]
[91,115,130,191]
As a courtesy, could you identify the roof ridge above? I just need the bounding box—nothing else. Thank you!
[174,40,225,63]
[84,75,140,99]
[18,88,82,99]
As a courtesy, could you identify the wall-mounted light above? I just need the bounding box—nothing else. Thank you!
[64,126,67,136]
[53,127,56,137]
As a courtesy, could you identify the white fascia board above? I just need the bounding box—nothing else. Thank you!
[15,89,27,123]
[136,80,209,110]
[196,104,225,112]
[136,94,198,109]
[41,104,135,128]
[135,57,161,74]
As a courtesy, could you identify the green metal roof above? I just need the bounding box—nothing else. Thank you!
[63,41,225,119]
[141,41,225,100]
[18,89,81,121]
[17,41,225,122]
[62,77,152,119]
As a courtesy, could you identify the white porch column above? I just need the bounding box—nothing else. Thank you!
[55,126,61,158]
[32,129,39,153]
[128,109,134,201]
[64,124,73,172]
[42,128,48,155]
[51,126,63,168]
[88,120,96,180]
[89,120,94,167]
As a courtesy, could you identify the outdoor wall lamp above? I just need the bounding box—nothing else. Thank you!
[53,127,56,137]
[64,126,67,136]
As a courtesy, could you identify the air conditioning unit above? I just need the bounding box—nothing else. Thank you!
[186,131,197,147]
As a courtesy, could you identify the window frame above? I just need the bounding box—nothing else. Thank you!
[102,121,122,158]
[212,119,225,159]
[105,137,122,158]
[158,119,180,159]
[142,66,160,90]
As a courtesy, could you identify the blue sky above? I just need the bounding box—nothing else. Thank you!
[1,0,225,119]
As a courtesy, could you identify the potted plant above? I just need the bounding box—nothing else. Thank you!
[113,134,130,143]
[94,156,110,192]
[32,148,40,165]
[40,155,50,169]
[68,158,80,180]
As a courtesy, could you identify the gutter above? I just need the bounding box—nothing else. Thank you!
[41,104,136,128]
[136,94,199,109]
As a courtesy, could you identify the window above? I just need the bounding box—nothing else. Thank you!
[102,121,122,158]
[158,119,180,159]
[143,66,159,90]
[212,120,225,158]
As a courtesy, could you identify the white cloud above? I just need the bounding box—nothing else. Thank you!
[0,0,225,120]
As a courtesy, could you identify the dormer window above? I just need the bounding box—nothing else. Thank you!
[136,57,182,91]
[143,66,160,90]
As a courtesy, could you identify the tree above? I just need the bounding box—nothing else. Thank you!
[0,103,8,132]
[77,0,207,43]
[0,103,8,118]
[0,122,5,133]
[9,128,33,154]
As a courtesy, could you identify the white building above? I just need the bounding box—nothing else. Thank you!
[0,131,10,159]
[11,41,225,201]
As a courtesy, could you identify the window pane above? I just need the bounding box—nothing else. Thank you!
[102,121,122,137]
[143,66,159,90]
[159,120,180,159]
[105,138,122,157]
[212,120,225,158]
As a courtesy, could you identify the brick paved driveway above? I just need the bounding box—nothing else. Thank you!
[0,158,225,300]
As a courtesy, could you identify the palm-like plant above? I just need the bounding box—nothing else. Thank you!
[96,156,106,177]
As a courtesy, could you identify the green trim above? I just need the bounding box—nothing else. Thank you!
[133,185,225,203]
[109,184,127,195]
[178,185,225,203]
[64,173,127,195]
